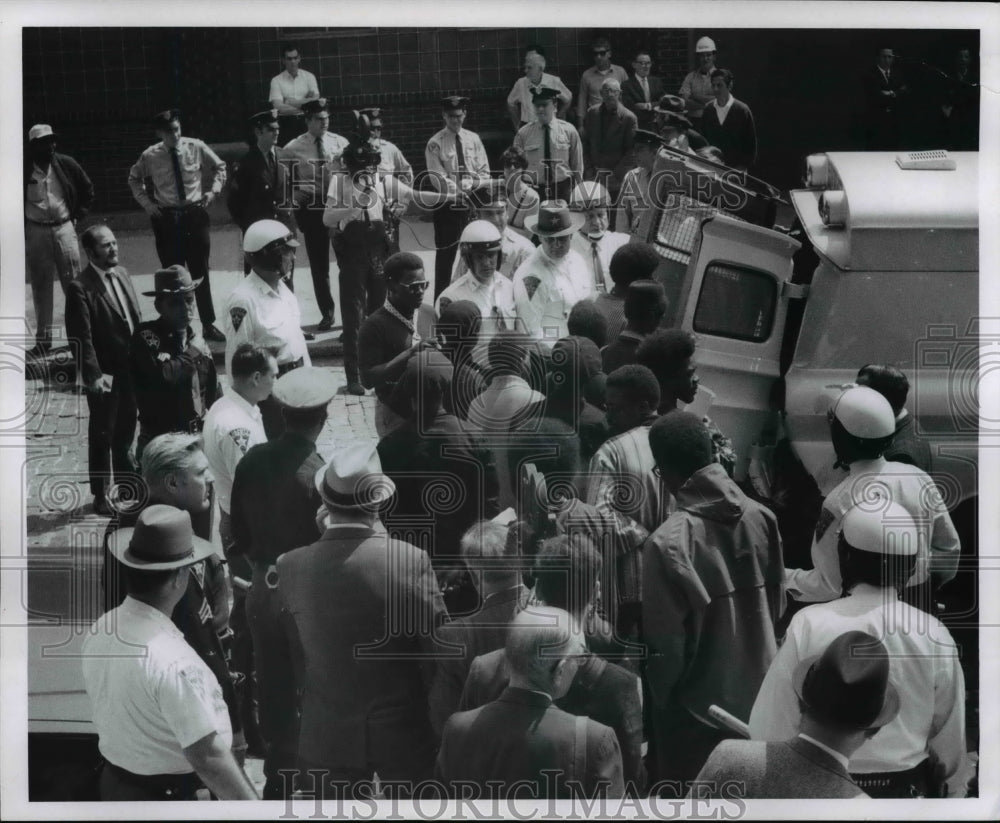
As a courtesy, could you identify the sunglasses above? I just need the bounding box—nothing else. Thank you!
[401,280,430,294]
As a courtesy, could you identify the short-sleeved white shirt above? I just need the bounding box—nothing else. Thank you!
[269,69,320,109]
[569,230,632,294]
[202,389,266,515]
[82,597,232,775]
[224,272,310,375]
[512,245,593,345]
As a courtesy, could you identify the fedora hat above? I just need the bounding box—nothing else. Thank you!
[108,504,216,571]
[315,441,396,511]
[792,630,900,731]
[142,264,203,297]
[653,94,692,128]
[524,200,585,237]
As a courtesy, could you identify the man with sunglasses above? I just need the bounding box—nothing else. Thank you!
[359,107,413,186]
[577,37,628,131]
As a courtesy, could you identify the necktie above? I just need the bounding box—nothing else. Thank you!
[106,272,134,333]
[316,137,329,193]
[454,133,467,172]
[170,148,186,204]
[184,332,204,419]
[542,124,552,197]
[591,240,606,293]
[641,77,649,103]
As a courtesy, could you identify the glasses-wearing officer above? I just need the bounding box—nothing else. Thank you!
[129,265,220,462]
[224,219,311,439]
[358,107,414,185]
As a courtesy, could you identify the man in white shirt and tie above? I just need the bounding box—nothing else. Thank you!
[569,182,630,294]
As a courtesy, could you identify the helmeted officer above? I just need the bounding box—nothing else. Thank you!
[224,219,311,439]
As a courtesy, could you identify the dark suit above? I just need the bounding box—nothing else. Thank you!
[277,524,448,795]
[460,648,644,789]
[64,264,141,499]
[227,145,296,276]
[691,737,867,799]
[583,102,637,197]
[621,75,665,129]
[437,686,625,798]
[861,65,907,150]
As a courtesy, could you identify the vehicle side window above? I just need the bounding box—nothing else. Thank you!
[694,262,777,342]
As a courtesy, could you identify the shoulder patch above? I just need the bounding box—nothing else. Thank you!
[522,276,541,300]
[427,140,441,155]
[230,306,247,331]
[228,427,252,454]
[814,507,837,543]
[140,328,160,350]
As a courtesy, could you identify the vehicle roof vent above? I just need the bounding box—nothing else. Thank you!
[895,150,956,171]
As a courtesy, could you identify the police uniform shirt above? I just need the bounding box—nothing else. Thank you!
[202,388,267,516]
[451,227,535,282]
[512,245,593,344]
[282,131,349,200]
[224,272,311,376]
[127,137,227,209]
[785,457,961,604]
[748,585,970,795]
[82,596,232,775]
[371,138,413,182]
[323,172,414,229]
[513,119,584,187]
[425,127,491,194]
[25,163,71,222]
[436,272,517,341]
[569,230,631,294]
[130,318,219,436]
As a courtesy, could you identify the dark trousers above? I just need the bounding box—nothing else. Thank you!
[150,206,215,325]
[333,221,390,385]
[99,763,201,801]
[85,377,138,499]
[432,203,471,299]
[247,569,299,799]
[295,203,335,320]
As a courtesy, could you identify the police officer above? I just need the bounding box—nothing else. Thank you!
[425,96,491,300]
[224,219,310,439]
[360,107,413,185]
[513,87,583,203]
[228,366,339,799]
[450,181,534,283]
[130,265,219,462]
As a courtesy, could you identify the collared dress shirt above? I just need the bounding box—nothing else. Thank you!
[82,596,232,775]
[451,227,535,283]
[513,119,583,188]
[224,272,311,375]
[371,138,413,183]
[749,584,970,795]
[25,163,71,222]
[202,388,267,515]
[512,245,592,344]
[425,127,491,194]
[127,137,226,209]
[569,230,631,294]
[436,272,518,345]
[507,73,573,124]
[283,131,349,204]
[268,68,320,111]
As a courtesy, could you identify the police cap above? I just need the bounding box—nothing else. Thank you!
[152,108,181,128]
[441,96,471,112]
[272,367,339,410]
[358,107,383,126]
[249,108,279,128]
[300,98,329,117]
[530,87,561,105]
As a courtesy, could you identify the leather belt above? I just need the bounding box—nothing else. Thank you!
[851,758,932,798]
[277,357,304,376]
[26,216,71,227]
[103,760,202,799]
[157,200,204,211]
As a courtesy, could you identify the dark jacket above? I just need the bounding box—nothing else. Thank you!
[621,75,665,128]
[277,524,448,770]
[885,413,933,475]
[227,145,295,232]
[583,102,637,187]
[23,151,94,221]
[700,99,758,170]
[691,737,867,799]
[437,686,624,797]
[64,264,141,385]
[461,649,645,789]
[129,318,219,438]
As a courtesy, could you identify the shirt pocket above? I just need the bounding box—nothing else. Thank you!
[523,140,543,154]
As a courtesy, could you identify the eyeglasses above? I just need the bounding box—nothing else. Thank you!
[635,61,652,66]
[402,280,430,294]
[594,49,610,56]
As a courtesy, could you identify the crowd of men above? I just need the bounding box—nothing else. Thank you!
[23,32,978,804]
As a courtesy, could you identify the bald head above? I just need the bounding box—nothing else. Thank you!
[505,607,586,695]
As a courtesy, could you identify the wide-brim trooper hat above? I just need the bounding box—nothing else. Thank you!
[314,441,396,511]
[524,200,585,237]
[828,385,896,439]
[142,264,203,296]
[243,219,300,254]
[108,504,216,571]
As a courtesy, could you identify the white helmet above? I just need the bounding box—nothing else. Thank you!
[459,219,502,252]
[696,36,717,54]
[570,181,611,211]
[829,386,895,439]
[841,501,918,557]
[243,219,299,254]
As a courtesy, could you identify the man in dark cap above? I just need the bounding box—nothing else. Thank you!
[653,94,710,153]
[360,107,413,185]
[129,265,219,461]
[425,96,492,299]
[83,505,257,801]
[228,365,339,799]
[601,279,668,374]
[228,109,296,276]
[695,631,898,798]
[751,503,969,798]
[514,87,583,202]
[128,109,227,342]
[283,98,349,332]
[24,123,94,356]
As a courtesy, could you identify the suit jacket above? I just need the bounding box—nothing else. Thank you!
[437,686,624,797]
[65,264,141,385]
[691,737,868,799]
[583,102,637,187]
[621,75,665,128]
[23,152,95,222]
[863,65,907,116]
[227,145,295,232]
[276,524,448,770]
[460,649,644,789]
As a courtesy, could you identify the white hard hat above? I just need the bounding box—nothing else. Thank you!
[459,219,502,249]
[841,501,918,556]
[570,181,611,211]
[830,386,895,439]
[243,220,299,254]
[696,36,717,53]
